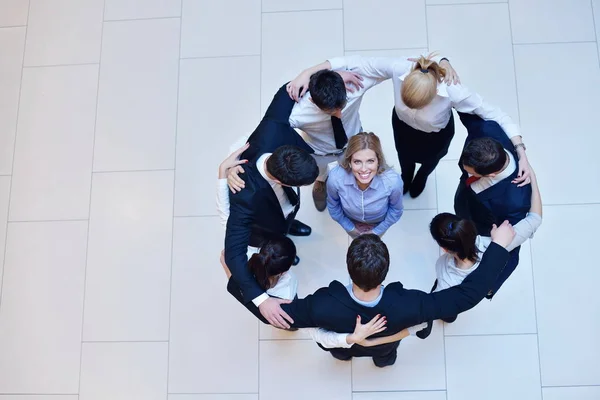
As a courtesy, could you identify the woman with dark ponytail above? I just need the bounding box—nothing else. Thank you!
[242,236,298,299]
[416,169,543,339]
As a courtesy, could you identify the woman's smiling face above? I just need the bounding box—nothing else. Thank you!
[351,149,378,187]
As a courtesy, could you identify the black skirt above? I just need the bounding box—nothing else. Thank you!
[391,107,455,164]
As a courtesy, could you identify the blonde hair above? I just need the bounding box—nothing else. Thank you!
[401,53,447,110]
[340,132,389,174]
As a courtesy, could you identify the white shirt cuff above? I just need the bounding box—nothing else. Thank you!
[252,293,269,307]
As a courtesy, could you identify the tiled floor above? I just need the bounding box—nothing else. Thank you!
[0,0,599,399]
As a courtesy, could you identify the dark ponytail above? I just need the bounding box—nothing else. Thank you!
[430,213,479,262]
[248,235,296,290]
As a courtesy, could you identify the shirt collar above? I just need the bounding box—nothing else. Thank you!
[492,150,517,182]
[257,153,276,184]
[343,168,383,190]
[398,72,449,98]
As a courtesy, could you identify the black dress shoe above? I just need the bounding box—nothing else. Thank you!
[288,220,312,236]
[293,255,300,266]
[416,321,433,339]
[409,171,429,198]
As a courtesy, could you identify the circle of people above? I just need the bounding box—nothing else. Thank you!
[217,53,543,368]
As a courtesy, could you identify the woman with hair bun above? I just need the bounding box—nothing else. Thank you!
[288,53,532,198]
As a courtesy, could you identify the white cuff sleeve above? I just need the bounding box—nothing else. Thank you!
[252,293,269,307]
[308,328,352,348]
[216,178,230,227]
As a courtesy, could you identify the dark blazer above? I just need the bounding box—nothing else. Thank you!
[242,83,314,163]
[279,242,509,358]
[224,83,312,304]
[454,112,531,236]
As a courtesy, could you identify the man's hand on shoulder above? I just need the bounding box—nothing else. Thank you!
[227,165,247,193]
[490,220,516,248]
[259,297,294,329]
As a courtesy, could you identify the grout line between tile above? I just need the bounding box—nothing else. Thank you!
[506,1,523,128]
[77,0,106,394]
[347,46,427,52]
[529,240,544,399]
[0,394,79,396]
[541,384,600,388]
[180,53,261,60]
[7,218,89,223]
[0,25,27,29]
[424,0,430,52]
[0,0,31,315]
[591,0,600,68]
[23,62,99,69]
[261,8,342,14]
[442,323,449,399]
[103,15,181,23]
[258,2,263,396]
[352,389,448,393]
[82,340,170,343]
[514,40,597,46]
[167,393,259,396]
[93,168,175,174]
[427,1,508,6]
[444,332,538,337]
[166,3,185,398]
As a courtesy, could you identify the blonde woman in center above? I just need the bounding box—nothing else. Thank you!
[327,132,404,238]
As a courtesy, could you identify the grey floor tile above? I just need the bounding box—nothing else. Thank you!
[181,0,260,58]
[168,217,259,393]
[9,64,97,221]
[24,0,103,66]
[80,342,168,400]
[0,27,25,175]
[83,171,173,341]
[0,221,87,393]
[94,18,179,171]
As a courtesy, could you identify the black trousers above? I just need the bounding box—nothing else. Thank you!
[321,341,400,367]
[391,108,455,185]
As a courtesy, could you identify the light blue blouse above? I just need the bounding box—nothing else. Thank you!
[326,165,404,235]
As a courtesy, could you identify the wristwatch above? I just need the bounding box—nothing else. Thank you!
[514,143,526,151]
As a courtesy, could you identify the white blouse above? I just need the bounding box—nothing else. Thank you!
[435,212,543,291]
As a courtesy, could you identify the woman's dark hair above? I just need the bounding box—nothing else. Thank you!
[347,234,389,291]
[248,235,297,290]
[429,213,479,262]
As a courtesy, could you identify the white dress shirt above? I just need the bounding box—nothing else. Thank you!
[328,55,521,138]
[470,150,516,194]
[289,57,393,155]
[256,153,296,218]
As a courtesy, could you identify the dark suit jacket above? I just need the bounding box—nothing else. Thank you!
[242,83,314,163]
[454,112,532,236]
[280,242,509,357]
[224,83,313,303]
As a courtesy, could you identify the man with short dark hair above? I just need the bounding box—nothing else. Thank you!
[275,226,514,367]
[223,83,321,330]
[454,112,533,297]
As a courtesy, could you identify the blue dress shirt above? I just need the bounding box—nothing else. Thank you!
[326,165,404,235]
